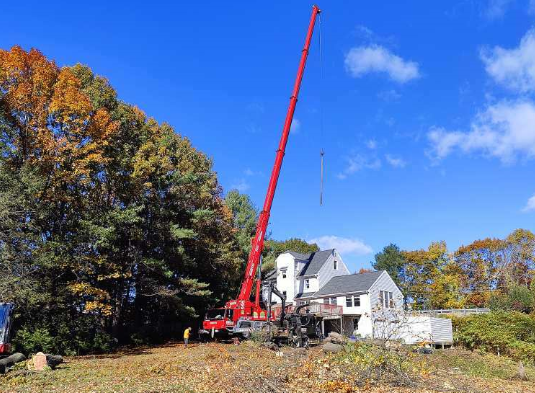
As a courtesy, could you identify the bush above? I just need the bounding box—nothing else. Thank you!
[489,285,535,313]
[12,327,55,354]
[333,342,417,386]
[452,311,535,363]
[12,318,116,356]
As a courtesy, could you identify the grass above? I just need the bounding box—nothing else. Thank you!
[2,343,535,392]
[427,348,535,380]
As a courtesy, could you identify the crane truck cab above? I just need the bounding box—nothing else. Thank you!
[199,308,235,340]
[0,303,14,357]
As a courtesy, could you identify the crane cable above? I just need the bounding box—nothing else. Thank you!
[318,12,325,206]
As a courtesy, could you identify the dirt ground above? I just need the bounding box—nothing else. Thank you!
[1,342,534,393]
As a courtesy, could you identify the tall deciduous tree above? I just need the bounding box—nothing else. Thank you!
[0,46,243,353]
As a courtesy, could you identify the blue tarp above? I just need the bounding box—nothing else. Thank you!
[0,303,13,344]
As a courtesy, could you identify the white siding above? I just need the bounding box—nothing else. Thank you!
[296,276,319,294]
[317,250,350,288]
[275,253,296,303]
[398,316,453,345]
[429,317,453,344]
[368,271,404,311]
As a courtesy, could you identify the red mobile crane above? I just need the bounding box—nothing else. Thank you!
[201,5,321,338]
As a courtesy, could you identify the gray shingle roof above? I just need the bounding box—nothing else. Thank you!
[295,292,316,299]
[313,271,384,297]
[264,269,277,281]
[288,251,312,261]
[298,249,334,276]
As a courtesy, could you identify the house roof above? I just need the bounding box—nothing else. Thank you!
[297,249,334,277]
[264,269,277,281]
[295,292,316,299]
[313,271,384,297]
[288,251,312,261]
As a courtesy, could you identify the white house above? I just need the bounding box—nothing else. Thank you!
[265,249,404,338]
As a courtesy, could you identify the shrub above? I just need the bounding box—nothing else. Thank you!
[12,327,55,354]
[452,311,535,363]
[334,342,417,386]
[489,285,535,313]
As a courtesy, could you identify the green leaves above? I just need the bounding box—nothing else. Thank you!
[0,46,243,354]
[170,225,197,240]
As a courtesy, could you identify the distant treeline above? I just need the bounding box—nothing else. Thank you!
[373,229,535,312]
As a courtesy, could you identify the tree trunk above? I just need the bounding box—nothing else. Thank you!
[0,353,26,374]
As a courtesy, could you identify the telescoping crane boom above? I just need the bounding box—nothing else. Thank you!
[202,5,321,338]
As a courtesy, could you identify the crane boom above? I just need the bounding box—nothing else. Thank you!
[201,6,321,339]
[238,5,321,303]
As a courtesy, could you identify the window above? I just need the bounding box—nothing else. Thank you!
[334,260,338,270]
[305,279,310,290]
[379,291,394,308]
[345,295,361,307]
[330,297,337,305]
[323,298,329,305]
[281,269,287,279]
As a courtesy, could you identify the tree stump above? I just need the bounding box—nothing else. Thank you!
[31,352,63,371]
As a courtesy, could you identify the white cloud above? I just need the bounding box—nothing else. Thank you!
[345,45,420,83]
[290,118,301,134]
[385,154,407,168]
[337,155,381,179]
[366,139,377,149]
[308,235,373,255]
[355,25,375,40]
[484,0,513,20]
[230,179,250,192]
[523,194,535,212]
[481,28,535,93]
[427,99,535,163]
[377,89,401,102]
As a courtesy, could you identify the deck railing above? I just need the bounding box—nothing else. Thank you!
[270,303,343,318]
[413,308,490,317]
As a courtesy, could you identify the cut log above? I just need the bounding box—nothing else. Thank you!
[45,354,63,369]
[0,353,26,374]
[32,352,64,371]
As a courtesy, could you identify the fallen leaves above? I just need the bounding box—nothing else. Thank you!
[1,343,535,393]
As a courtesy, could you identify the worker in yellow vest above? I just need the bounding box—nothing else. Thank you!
[183,327,192,347]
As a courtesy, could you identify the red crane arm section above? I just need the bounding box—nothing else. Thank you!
[237,5,321,302]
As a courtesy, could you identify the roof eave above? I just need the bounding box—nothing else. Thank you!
[311,290,368,298]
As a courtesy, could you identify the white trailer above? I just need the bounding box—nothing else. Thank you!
[400,316,453,347]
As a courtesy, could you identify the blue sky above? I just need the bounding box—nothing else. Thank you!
[3,1,535,272]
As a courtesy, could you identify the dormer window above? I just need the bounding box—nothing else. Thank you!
[280,268,287,279]
[334,260,338,270]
